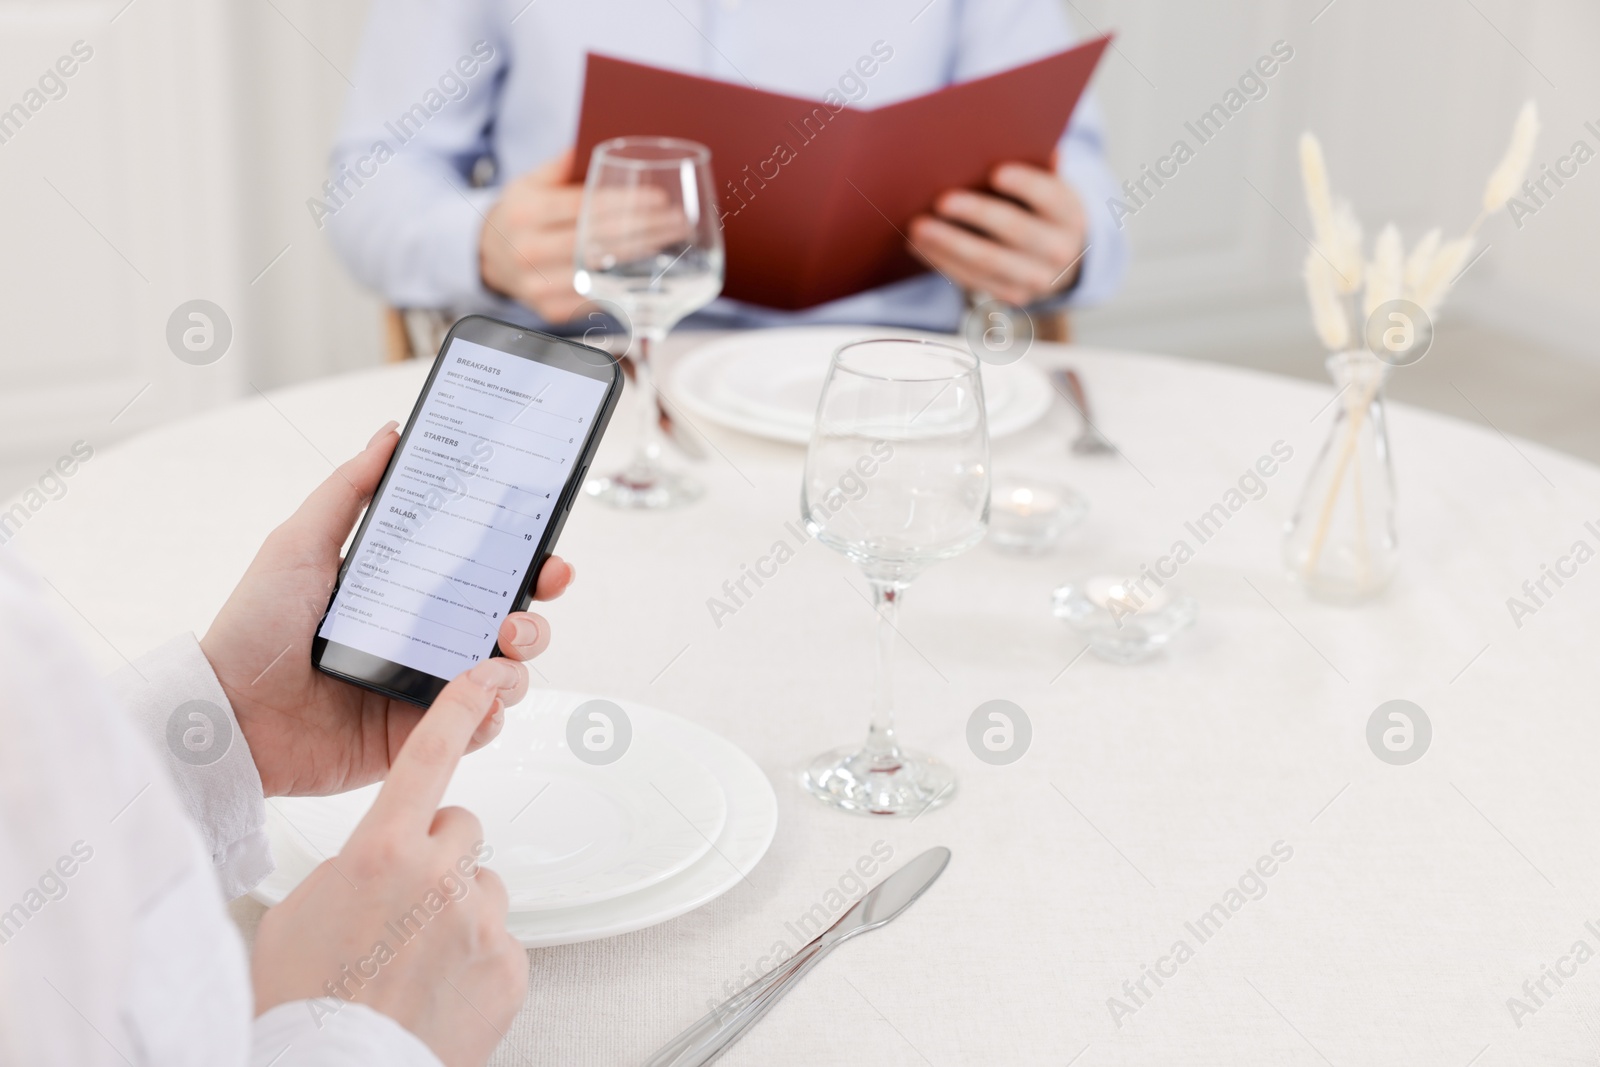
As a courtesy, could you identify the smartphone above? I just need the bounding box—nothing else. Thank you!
[312,315,623,707]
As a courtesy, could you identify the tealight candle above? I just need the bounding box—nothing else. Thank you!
[1005,484,1056,515]
[1084,574,1169,616]
[987,478,1087,554]
[1052,573,1197,664]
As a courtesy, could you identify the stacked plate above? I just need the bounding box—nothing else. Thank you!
[670,326,1054,444]
[250,691,778,948]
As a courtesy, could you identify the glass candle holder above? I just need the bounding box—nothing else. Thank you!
[1051,574,1197,664]
[987,479,1088,555]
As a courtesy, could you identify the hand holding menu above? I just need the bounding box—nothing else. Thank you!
[571,38,1111,311]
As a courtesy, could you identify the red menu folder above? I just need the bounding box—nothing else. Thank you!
[570,37,1110,311]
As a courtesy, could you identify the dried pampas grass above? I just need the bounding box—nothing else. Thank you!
[1300,133,1365,291]
[1304,251,1349,351]
[1403,228,1441,294]
[1482,101,1540,217]
[1300,134,1335,237]
[1296,100,1535,352]
[1291,103,1534,588]
[1329,202,1364,294]
[1409,236,1475,314]
[1363,225,1403,318]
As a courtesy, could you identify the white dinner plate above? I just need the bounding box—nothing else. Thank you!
[252,692,780,948]
[263,694,727,913]
[669,326,1054,444]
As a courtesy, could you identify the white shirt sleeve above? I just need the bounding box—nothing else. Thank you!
[106,632,274,901]
[950,0,1129,310]
[324,0,505,309]
[0,551,446,1066]
[252,1002,444,1067]
[0,551,254,1065]
[101,626,445,1065]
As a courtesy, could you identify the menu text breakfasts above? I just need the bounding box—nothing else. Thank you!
[318,338,608,679]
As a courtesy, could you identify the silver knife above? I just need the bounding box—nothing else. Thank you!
[642,847,952,1067]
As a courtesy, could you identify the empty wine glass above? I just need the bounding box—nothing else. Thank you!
[575,137,724,509]
[801,338,991,816]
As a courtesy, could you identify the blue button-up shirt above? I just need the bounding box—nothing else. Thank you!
[324,0,1126,332]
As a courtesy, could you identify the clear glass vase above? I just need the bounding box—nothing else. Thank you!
[1283,350,1398,603]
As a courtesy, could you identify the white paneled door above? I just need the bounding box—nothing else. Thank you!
[0,0,246,502]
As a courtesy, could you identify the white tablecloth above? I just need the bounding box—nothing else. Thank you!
[10,334,1600,1066]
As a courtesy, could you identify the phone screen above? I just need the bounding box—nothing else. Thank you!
[316,330,612,687]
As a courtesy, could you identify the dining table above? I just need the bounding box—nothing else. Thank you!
[10,330,1600,1066]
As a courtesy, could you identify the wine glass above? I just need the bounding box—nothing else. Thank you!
[574,136,724,509]
[801,338,991,816]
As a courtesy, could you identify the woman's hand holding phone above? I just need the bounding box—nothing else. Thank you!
[199,422,574,798]
[251,656,530,1066]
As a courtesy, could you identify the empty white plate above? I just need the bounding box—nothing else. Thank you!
[266,699,727,913]
[670,326,1054,444]
[252,692,779,948]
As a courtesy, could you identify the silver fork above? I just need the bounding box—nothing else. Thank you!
[1050,367,1116,455]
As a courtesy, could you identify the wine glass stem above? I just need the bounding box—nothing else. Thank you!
[865,580,906,763]
[630,331,666,472]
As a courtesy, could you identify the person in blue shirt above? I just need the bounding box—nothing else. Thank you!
[322,0,1127,334]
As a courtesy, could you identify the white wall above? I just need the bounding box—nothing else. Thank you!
[228,0,382,389]
[0,0,252,491]
[1070,0,1600,364]
[1463,0,1600,357]
[0,0,380,496]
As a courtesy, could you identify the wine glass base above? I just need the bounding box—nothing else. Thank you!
[585,468,702,510]
[802,745,956,817]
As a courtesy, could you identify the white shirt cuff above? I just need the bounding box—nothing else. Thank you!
[253,1001,444,1066]
[1056,152,1128,309]
[108,633,273,899]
